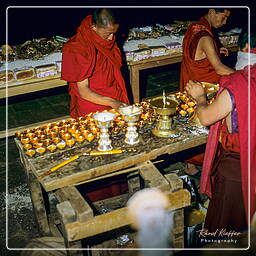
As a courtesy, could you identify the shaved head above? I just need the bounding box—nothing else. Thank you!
[92,8,118,28]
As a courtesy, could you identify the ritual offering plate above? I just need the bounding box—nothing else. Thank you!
[201,82,219,99]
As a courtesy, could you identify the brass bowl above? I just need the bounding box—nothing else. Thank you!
[24,129,32,134]
[150,95,180,116]
[84,133,95,142]
[43,139,52,146]
[44,128,52,135]
[30,137,39,144]
[47,144,57,153]
[201,82,219,99]
[25,149,36,157]
[51,126,60,133]
[34,130,44,136]
[38,135,47,141]
[179,109,187,116]
[61,132,72,140]
[21,137,30,144]
[33,142,44,149]
[23,143,32,151]
[75,135,85,143]
[57,141,66,150]
[188,101,196,107]
[66,138,76,148]
[15,131,23,138]
[36,147,46,155]
[52,136,61,144]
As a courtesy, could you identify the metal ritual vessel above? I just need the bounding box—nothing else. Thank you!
[119,105,142,145]
[93,111,116,151]
[150,95,180,137]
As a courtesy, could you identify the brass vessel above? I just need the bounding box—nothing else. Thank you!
[150,95,180,137]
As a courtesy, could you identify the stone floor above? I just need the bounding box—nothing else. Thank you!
[0,52,238,255]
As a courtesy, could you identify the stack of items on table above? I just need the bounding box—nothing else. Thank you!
[0,36,67,85]
[123,21,241,62]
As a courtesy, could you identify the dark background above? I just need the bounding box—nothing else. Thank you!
[1,4,251,46]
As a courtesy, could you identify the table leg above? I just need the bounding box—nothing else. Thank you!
[27,171,51,236]
[129,65,140,103]
[19,149,51,236]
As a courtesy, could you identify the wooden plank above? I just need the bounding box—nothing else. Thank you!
[57,201,76,224]
[93,193,130,212]
[27,172,51,236]
[172,209,184,248]
[0,74,67,99]
[127,171,141,196]
[165,173,183,192]
[54,186,94,223]
[64,189,190,241]
[37,134,207,192]
[138,161,170,191]
[0,114,70,139]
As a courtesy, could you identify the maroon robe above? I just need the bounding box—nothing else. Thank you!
[200,64,256,224]
[180,16,221,91]
[61,15,129,118]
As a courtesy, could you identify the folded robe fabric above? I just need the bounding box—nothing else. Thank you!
[61,15,129,118]
[180,16,221,91]
[200,64,256,223]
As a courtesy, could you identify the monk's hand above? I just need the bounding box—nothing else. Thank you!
[110,99,127,110]
[185,80,206,102]
[220,47,229,56]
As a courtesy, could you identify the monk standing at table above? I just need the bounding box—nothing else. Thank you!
[61,9,129,201]
[180,8,235,91]
[185,27,256,234]
[180,8,235,176]
[61,8,129,118]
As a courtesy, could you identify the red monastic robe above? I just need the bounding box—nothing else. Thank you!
[200,64,256,223]
[180,16,221,91]
[61,15,129,118]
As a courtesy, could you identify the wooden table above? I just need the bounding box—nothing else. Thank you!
[1,43,238,102]
[128,43,239,103]
[15,119,208,251]
[0,74,67,99]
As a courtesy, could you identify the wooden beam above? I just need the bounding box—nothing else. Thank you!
[27,172,51,236]
[64,189,190,241]
[54,186,93,223]
[1,74,67,99]
[138,161,170,192]
[57,201,76,224]
[165,173,183,192]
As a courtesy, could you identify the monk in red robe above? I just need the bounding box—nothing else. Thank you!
[61,9,130,201]
[180,9,235,176]
[185,27,256,235]
[61,8,129,118]
[180,8,234,91]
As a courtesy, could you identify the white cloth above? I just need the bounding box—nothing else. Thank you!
[235,51,256,70]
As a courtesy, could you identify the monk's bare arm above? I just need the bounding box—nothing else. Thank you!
[185,81,232,126]
[77,78,126,110]
[198,36,235,75]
